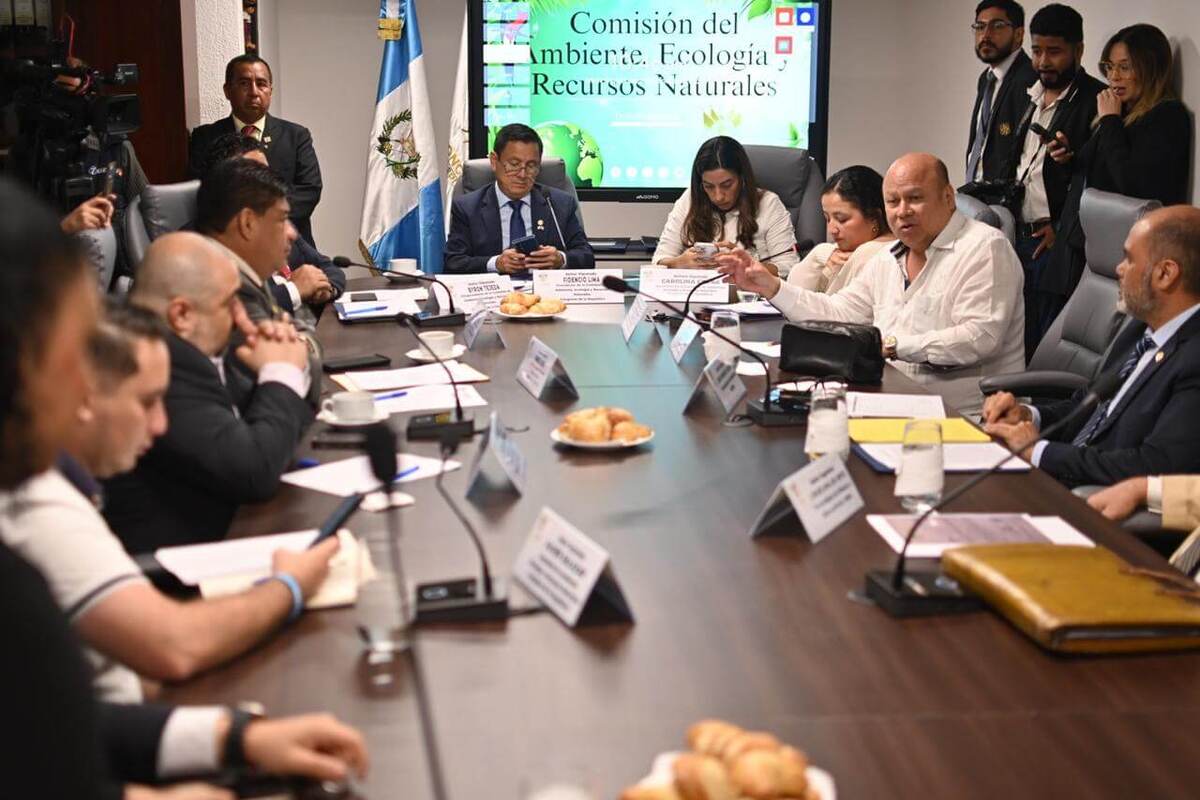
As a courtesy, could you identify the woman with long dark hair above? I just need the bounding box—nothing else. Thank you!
[653,136,798,276]
[790,165,895,293]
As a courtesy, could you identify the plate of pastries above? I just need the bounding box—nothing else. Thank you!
[496,291,567,319]
[620,719,835,800]
[552,407,655,449]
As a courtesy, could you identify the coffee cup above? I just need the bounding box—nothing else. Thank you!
[418,330,455,359]
[389,257,419,274]
[321,391,376,422]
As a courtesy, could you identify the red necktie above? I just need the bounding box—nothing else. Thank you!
[241,125,257,138]
[278,263,292,279]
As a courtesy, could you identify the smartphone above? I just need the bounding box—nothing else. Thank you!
[101,161,119,196]
[1029,122,1054,143]
[692,242,719,257]
[511,234,539,256]
[322,353,391,372]
[348,292,378,302]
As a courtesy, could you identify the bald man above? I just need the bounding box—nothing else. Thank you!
[985,205,1200,488]
[719,153,1025,416]
[102,232,315,551]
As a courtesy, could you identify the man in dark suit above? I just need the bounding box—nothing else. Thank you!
[1011,3,1106,357]
[444,123,593,274]
[966,1,1039,184]
[188,55,323,247]
[984,206,1200,487]
[103,232,315,551]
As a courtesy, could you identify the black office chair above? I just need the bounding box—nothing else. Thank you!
[742,145,824,256]
[77,225,118,294]
[125,179,201,270]
[453,157,583,227]
[979,188,1161,404]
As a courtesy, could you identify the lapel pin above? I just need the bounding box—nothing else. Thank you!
[1155,350,1165,363]
[536,219,545,231]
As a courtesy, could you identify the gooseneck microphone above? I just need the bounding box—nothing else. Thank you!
[682,273,725,321]
[538,184,568,257]
[396,313,474,444]
[864,368,1126,617]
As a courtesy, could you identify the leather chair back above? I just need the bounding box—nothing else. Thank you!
[454,157,583,226]
[77,226,118,293]
[125,180,200,270]
[1028,188,1161,376]
[743,145,825,253]
[955,192,1003,230]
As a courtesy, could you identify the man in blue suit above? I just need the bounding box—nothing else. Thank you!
[444,123,593,274]
[983,205,1200,487]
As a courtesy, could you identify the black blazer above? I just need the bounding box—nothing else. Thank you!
[188,114,324,246]
[444,182,594,274]
[1036,313,1200,487]
[0,539,170,798]
[102,333,314,552]
[967,50,1039,182]
[1046,99,1194,296]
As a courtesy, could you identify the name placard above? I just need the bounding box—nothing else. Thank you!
[669,317,702,363]
[463,308,506,350]
[466,412,526,495]
[748,454,864,542]
[684,357,747,415]
[621,294,659,345]
[516,336,579,400]
[512,507,634,627]
[433,274,513,314]
[639,266,729,304]
[533,268,625,304]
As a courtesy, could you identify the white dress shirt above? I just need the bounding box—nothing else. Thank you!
[653,188,800,276]
[1017,80,1070,224]
[769,212,1026,416]
[1030,303,1200,465]
[971,49,1021,181]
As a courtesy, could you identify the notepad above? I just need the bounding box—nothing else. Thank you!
[336,361,489,391]
[281,452,460,497]
[848,417,991,443]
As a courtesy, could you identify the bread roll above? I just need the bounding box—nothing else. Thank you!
[728,747,809,799]
[502,291,525,305]
[606,407,635,424]
[612,421,652,442]
[687,720,744,759]
[517,292,540,307]
[619,787,683,800]
[672,754,739,800]
[566,412,611,443]
[499,302,526,315]
[720,731,780,765]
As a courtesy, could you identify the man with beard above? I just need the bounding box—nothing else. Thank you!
[1012,4,1106,357]
[966,1,1038,184]
[984,206,1200,488]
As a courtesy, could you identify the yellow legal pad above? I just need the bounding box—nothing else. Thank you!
[847,417,991,443]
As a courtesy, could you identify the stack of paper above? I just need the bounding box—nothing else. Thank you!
[846,392,945,418]
[866,513,1093,558]
[155,529,377,609]
[334,361,489,391]
[281,452,460,497]
[855,442,1030,473]
[334,288,427,321]
[371,384,488,415]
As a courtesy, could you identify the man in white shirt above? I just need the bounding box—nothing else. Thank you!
[984,206,1200,487]
[718,153,1026,417]
[101,232,316,552]
[0,302,339,701]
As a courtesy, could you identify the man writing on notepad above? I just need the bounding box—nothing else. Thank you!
[1,301,338,699]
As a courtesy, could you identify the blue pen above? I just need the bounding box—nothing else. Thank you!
[374,390,409,401]
[344,305,388,316]
[391,465,420,482]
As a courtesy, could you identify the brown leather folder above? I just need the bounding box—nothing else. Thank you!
[941,543,1200,654]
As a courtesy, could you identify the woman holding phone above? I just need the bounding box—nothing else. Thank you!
[652,136,799,276]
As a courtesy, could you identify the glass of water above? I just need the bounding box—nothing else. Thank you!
[804,381,849,461]
[704,309,742,364]
[895,420,944,512]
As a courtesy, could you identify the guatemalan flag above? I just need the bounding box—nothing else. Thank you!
[359,0,444,273]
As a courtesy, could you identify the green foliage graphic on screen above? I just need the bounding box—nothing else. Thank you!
[481,0,821,191]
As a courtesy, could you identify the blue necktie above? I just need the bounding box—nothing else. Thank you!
[1071,333,1156,447]
[507,199,526,246]
[965,71,997,181]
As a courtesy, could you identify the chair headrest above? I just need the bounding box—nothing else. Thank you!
[1081,188,1162,279]
[743,145,813,210]
[461,158,569,194]
[140,180,201,240]
[954,193,1003,229]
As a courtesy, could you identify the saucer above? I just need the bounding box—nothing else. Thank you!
[317,407,390,427]
[405,344,467,363]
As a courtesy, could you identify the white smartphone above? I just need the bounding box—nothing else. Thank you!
[692,242,719,258]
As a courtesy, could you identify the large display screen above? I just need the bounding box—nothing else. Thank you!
[468,0,831,202]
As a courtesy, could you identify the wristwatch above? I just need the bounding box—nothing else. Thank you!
[883,334,898,359]
[222,702,266,771]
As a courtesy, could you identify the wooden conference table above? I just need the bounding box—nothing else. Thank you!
[165,277,1200,799]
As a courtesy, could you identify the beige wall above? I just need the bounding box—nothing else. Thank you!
[257,0,1199,254]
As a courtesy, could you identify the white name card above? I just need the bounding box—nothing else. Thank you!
[639,266,729,304]
[513,507,634,627]
[433,274,513,314]
[621,294,653,344]
[749,454,864,542]
[684,356,747,415]
[463,308,506,350]
[669,317,702,363]
[533,268,625,304]
[516,335,578,400]
[466,412,526,495]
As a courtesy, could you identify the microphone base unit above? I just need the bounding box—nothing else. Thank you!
[413,577,510,625]
[383,272,421,286]
[745,397,809,427]
[412,310,467,327]
[863,568,984,617]
[406,411,475,443]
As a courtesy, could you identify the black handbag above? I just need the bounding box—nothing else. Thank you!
[779,321,885,384]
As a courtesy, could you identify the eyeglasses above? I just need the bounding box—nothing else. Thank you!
[1098,61,1134,78]
[970,20,1015,33]
[500,160,540,176]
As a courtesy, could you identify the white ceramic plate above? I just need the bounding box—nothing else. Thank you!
[316,408,390,428]
[494,308,566,321]
[635,751,835,800]
[550,428,654,450]
[405,344,467,363]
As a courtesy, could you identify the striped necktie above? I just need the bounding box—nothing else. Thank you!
[1071,333,1156,447]
[1170,526,1200,579]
